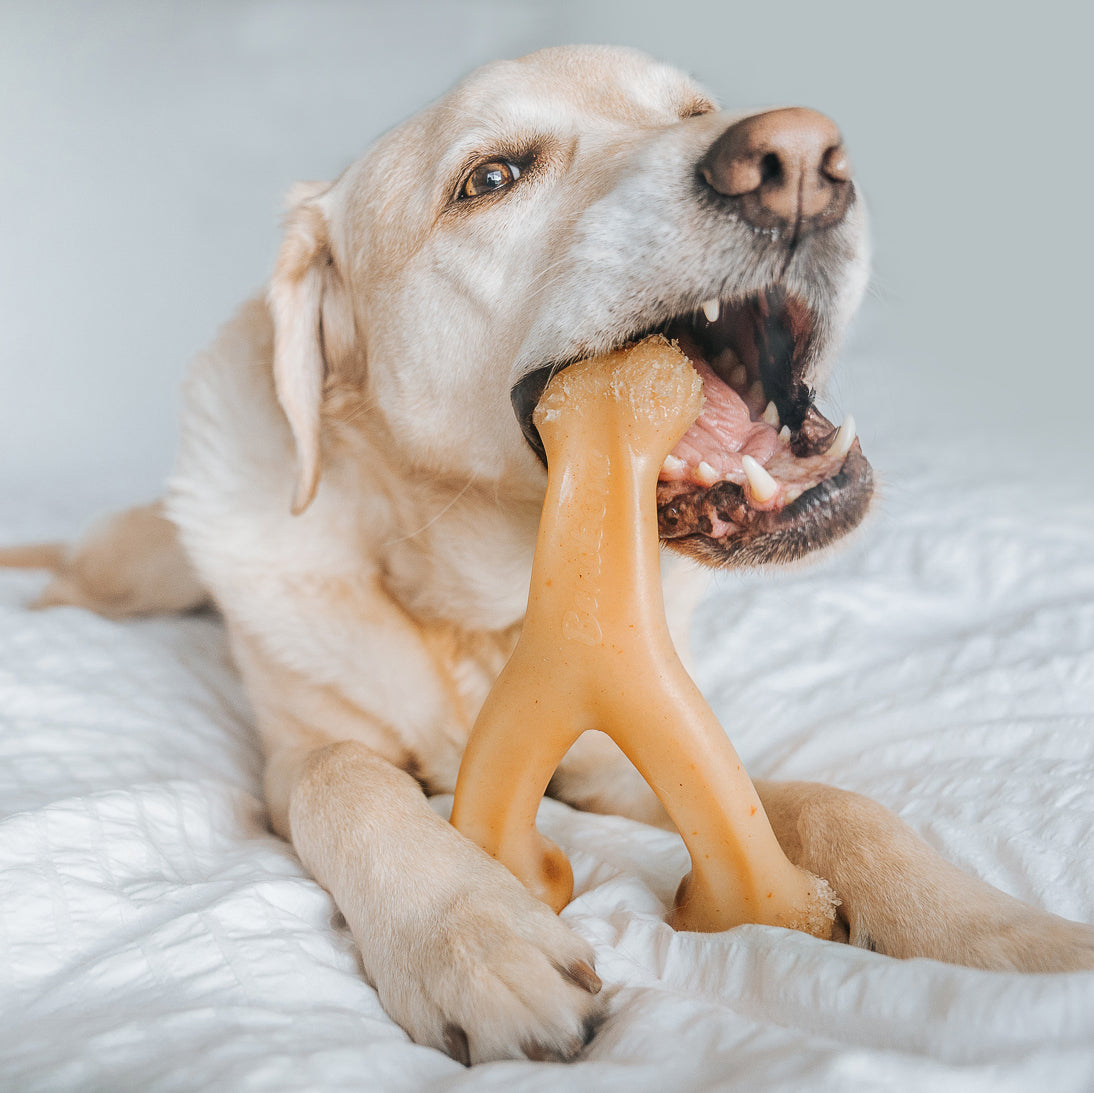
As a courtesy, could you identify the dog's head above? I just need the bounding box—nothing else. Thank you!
[269,45,872,568]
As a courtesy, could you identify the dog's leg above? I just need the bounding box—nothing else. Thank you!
[754,779,1094,972]
[552,745,1094,971]
[266,737,604,1065]
[1,502,209,617]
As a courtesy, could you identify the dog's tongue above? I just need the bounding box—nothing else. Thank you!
[661,358,778,485]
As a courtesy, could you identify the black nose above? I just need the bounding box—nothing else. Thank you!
[699,107,852,236]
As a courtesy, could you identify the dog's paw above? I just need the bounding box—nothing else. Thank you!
[783,781,1094,974]
[827,836,1094,973]
[848,897,1094,974]
[964,908,1094,974]
[370,852,605,1066]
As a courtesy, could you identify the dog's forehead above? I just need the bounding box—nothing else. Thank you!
[330,46,714,270]
[442,46,713,134]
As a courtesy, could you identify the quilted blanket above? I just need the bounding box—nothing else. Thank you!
[2,450,1093,1091]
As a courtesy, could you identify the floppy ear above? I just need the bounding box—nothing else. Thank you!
[268,181,341,515]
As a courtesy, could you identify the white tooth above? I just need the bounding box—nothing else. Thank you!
[730,364,748,389]
[826,413,856,460]
[701,298,721,323]
[741,454,779,504]
[761,401,780,427]
[779,425,792,443]
[783,485,804,503]
[695,461,720,486]
[748,381,765,406]
[661,453,686,476]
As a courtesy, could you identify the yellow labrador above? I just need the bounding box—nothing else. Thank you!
[6,45,1092,1066]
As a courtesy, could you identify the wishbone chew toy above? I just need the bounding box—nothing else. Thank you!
[450,336,836,936]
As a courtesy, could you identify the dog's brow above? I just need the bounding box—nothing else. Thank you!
[681,93,717,118]
[433,113,538,165]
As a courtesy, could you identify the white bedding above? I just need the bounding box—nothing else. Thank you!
[3,458,1093,1092]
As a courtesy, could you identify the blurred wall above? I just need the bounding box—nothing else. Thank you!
[1,0,1090,513]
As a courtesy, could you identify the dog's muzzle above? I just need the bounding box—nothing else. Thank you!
[698,107,853,240]
[512,107,872,571]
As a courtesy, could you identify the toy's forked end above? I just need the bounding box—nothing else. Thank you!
[669,861,838,939]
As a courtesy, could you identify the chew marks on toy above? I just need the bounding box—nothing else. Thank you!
[450,336,837,937]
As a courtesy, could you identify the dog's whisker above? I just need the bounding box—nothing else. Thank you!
[327,394,380,428]
[380,477,476,548]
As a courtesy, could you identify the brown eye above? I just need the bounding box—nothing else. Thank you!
[461,160,521,199]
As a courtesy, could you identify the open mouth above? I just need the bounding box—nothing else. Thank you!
[512,286,874,567]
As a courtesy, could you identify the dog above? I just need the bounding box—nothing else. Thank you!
[5,45,1093,1066]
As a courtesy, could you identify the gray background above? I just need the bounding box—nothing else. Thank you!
[1,0,1090,516]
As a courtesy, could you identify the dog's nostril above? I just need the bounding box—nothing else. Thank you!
[821,145,852,183]
[759,152,783,187]
[700,107,852,236]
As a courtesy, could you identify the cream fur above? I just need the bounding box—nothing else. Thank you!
[8,45,1093,1067]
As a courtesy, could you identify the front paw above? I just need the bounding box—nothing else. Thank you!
[371,853,605,1065]
[790,782,1094,973]
[965,908,1094,974]
[847,895,1094,974]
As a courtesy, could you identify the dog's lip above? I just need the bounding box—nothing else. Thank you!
[510,289,874,567]
[655,404,873,564]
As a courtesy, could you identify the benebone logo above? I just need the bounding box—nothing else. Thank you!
[560,455,609,647]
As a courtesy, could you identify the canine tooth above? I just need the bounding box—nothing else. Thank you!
[730,364,748,390]
[826,414,856,460]
[779,425,792,443]
[701,298,721,323]
[695,461,720,486]
[748,381,765,406]
[783,485,804,503]
[661,453,686,476]
[761,401,780,427]
[741,455,779,504]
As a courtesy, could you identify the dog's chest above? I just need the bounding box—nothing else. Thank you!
[417,618,521,781]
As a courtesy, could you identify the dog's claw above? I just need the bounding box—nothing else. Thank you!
[443,1023,471,1067]
[557,958,603,995]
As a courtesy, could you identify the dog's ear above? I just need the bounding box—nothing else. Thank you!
[268,181,352,515]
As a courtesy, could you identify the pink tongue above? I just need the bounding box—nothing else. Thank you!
[664,358,778,482]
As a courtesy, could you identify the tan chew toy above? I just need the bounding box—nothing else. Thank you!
[450,336,836,937]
